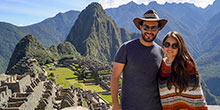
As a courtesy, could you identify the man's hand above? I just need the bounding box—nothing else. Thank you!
[112,103,122,110]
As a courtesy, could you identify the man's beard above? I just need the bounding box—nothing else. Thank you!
[141,32,157,42]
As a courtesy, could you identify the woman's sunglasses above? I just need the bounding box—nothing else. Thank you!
[142,25,158,32]
[163,42,178,49]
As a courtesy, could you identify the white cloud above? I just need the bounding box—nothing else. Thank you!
[192,0,215,8]
[98,0,138,9]
[98,0,215,9]
[18,24,24,27]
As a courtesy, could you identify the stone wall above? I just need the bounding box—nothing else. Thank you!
[18,78,44,110]
[52,86,111,110]
[36,81,56,110]
[0,86,12,108]
[1,75,31,93]
[0,75,48,110]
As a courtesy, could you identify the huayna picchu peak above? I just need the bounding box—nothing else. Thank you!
[66,2,139,61]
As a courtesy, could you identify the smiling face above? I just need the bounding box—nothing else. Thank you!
[163,37,179,59]
[140,21,159,43]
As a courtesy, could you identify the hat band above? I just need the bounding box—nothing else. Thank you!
[143,13,159,19]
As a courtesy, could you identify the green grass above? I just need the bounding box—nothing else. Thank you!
[83,100,88,107]
[99,94,112,106]
[72,63,79,67]
[70,65,76,70]
[98,70,111,75]
[42,63,56,70]
[46,68,77,88]
[45,67,106,92]
[45,67,114,105]
[119,79,122,85]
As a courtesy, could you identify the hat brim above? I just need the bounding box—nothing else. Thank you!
[133,17,168,31]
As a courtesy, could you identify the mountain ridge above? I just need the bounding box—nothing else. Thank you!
[0,10,80,73]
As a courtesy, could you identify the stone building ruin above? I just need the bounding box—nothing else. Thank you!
[0,74,110,110]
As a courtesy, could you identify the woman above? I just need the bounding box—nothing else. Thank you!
[159,31,208,110]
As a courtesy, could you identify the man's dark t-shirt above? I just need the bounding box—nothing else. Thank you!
[114,38,163,110]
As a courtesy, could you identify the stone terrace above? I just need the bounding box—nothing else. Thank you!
[54,86,110,110]
[0,75,45,110]
[0,73,111,110]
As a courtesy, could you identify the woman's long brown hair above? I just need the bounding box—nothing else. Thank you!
[162,31,199,94]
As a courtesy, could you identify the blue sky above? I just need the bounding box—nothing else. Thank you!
[0,0,215,26]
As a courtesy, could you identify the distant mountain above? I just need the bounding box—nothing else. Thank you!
[202,80,220,105]
[198,12,220,54]
[105,1,147,33]
[106,1,200,58]
[22,10,80,47]
[149,1,205,31]
[0,22,26,73]
[0,10,80,73]
[66,2,140,61]
[106,1,205,32]
[195,11,220,104]
[204,0,220,20]
[105,1,220,59]
[196,12,220,98]
[6,34,54,73]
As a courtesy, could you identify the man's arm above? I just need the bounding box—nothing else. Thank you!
[111,62,125,110]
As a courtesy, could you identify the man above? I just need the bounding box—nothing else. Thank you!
[111,9,168,110]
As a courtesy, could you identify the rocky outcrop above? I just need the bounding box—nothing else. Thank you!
[6,56,44,76]
[6,34,54,73]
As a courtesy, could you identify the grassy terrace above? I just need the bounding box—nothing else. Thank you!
[45,66,112,105]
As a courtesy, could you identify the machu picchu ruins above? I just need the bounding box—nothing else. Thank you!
[0,56,112,110]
